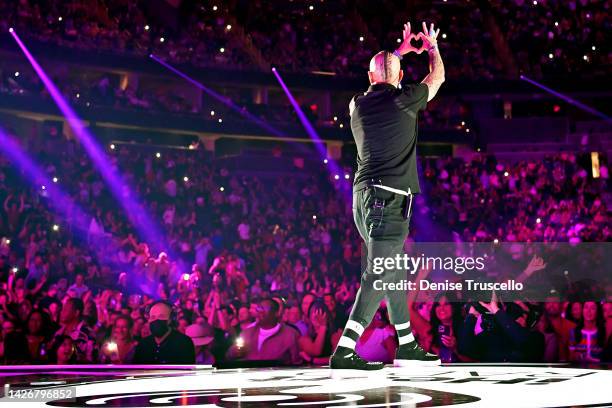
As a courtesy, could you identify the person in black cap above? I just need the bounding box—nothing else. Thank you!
[330,21,445,369]
[133,300,195,364]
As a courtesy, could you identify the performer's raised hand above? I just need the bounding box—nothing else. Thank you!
[420,21,441,52]
[396,22,425,56]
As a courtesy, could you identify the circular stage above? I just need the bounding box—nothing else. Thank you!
[0,364,610,407]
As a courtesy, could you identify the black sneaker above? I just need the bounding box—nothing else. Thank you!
[330,352,384,370]
[394,344,440,366]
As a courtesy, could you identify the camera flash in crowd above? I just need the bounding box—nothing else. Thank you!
[218,118,223,123]
[11,267,18,273]
[226,24,232,30]
[323,159,328,164]
[220,47,225,53]
[236,337,244,348]
[58,16,63,21]
[52,224,59,231]
[536,217,541,223]
[182,273,190,281]
[359,36,364,42]
[110,144,115,150]
[156,152,161,158]
[493,238,499,244]
[504,171,509,177]
[52,177,58,183]
[106,342,118,353]
[41,185,46,190]
[210,110,215,116]
[219,186,225,192]
[212,5,218,11]
[14,71,19,77]
[144,25,150,31]
[334,174,339,180]
[183,176,189,182]
[312,215,317,220]
[344,174,350,180]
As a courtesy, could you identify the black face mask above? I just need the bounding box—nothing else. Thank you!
[150,319,170,337]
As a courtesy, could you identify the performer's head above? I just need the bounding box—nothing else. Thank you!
[368,51,403,87]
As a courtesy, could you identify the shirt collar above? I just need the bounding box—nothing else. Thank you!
[367,82,397,92]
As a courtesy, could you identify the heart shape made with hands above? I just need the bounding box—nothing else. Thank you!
[405,32,428,54]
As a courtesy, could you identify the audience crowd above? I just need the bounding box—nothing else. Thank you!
[0,122,609,366]
[1,0,608,80]
[0,61,468,138]
[494,0,610,78]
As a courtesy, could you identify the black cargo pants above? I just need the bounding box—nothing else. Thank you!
[347,183,413,325]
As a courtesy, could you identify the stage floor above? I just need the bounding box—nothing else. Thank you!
[0,364,610,407]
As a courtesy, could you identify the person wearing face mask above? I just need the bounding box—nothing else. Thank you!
[132,300,195,364]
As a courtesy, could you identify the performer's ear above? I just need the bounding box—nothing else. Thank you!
[367,71,375,84]
[398,70,404,84]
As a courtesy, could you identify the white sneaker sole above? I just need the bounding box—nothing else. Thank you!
[393,358,441,367]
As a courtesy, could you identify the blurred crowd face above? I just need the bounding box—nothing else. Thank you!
[60,300,79,325]
[434,296,453,324]
[57,338,75,364]
[582,302,597,324]
[48,302,60,319]
[323,294,336,314]
[148,303,171,323]
[238,306,251,323]
[286,306,301,325]
[571,302,583,322]
[418,302,433,322]
[604,302,612,321]
[112,317,131,342]
[256,300,278,328]
[301,294,315,316]
[544,301,562,317]
[178,318,189,333]
[27,311,44,335]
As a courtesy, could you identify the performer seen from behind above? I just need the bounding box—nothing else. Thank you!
[330,21,445,369]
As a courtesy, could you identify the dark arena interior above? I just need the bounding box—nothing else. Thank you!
[0,0,610,407]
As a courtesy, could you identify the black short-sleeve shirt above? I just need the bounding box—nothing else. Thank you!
[350,82,428,194]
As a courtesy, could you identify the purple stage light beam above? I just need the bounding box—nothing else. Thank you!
[0,128,95,238]
[150,54,286,137]
[520,75,611,122]
[10,29,168,250]
[0,127,142,275]
[271,67,346,187]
